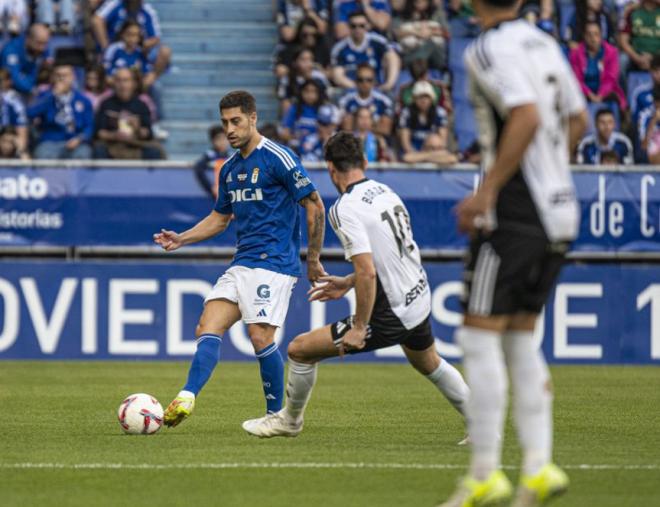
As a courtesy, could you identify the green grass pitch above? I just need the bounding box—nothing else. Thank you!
[0,361,658,506]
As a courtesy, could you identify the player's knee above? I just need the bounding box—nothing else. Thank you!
[248,332,272,352]
[287,337,309,363]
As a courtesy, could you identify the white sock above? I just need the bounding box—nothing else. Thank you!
[283,358,318,423]
[457,326,507,481]
[503,330,553,477]
[425,358,470,416]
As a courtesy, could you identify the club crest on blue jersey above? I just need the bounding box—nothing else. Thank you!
[251,167,260,184]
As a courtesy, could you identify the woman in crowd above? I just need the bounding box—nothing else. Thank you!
[277,47,329,115]
[279,78,326,148]
[393,0,449,70]
[569,20,627,111]
[353,106,392,162]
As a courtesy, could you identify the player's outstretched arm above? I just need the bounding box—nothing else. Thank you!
[307,274,355,302]
[153,211,232,251]
[300,191,326,283]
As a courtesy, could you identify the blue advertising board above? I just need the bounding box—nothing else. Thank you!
[0,260,658,364]
[1,167,660,253]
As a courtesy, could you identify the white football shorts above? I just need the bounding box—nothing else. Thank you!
[204,266,297,327]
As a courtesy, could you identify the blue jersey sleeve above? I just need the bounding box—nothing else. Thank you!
[282,104,297,130]
[214,165,232,214]
[142,5,161,38]
[272,149,316,202]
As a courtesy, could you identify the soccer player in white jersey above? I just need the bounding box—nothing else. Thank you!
[438,1,589,506]
[154,91,326,428]
[242,131,469,439]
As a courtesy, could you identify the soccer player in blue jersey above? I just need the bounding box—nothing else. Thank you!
[154,90,326,428]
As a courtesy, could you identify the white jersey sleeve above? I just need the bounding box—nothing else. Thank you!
[329,201,372,260]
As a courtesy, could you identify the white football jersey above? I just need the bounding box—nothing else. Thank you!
[464,19,586,241]
[329,178,431,329]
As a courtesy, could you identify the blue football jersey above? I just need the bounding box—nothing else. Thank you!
[330,33,390,84]
[214,137,316,277]
[103,42,153,76]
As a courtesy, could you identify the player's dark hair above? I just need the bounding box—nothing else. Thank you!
[595,108,615,122]
[208,124,224,142]
[324,132,366,172]
[219,90,257,115]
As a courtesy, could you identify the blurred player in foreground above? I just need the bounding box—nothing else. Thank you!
[242,132,469,439]
[154,90,326,428]
[438,0,588,505]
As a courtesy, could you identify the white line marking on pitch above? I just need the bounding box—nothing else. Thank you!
[1,463,658,471]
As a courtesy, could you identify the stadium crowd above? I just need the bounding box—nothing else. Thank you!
[0,0,167,160]
[0,0,657,164]
[272,0,660,165]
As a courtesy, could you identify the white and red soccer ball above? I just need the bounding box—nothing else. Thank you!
[117,393,164,435]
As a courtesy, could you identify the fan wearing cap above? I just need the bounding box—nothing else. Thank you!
[299,103,340,161]
[398,80,456,164]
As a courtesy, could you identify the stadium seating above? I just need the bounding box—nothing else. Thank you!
[152,0,279,159]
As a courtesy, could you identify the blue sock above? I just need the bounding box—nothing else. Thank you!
[256,343,285,413]
[182,334,222,396]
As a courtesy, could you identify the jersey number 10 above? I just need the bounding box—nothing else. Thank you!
[381,205,415,260]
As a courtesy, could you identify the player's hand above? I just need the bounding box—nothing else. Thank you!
[456,187,496,235]
[306,258,327,285]
[340,326,367,356]
[153,229,183,251]
[307,275,351,302]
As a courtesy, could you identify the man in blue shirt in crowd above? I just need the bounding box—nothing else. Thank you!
[27,64,94,159]
[338,63,393,135]
[333,0,391,38]
[0,68,28,157]
[154,90,326,430]
[331,10,400,91]
[193,124,232,200]
[92,0,171,77]
[631,54,660,124]
[299,103,339,161]
[0,24,51,95]
[577,108,634,165]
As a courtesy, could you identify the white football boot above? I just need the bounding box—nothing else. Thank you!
[242,410,303,438]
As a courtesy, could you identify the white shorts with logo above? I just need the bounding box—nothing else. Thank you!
[204,266,297,327]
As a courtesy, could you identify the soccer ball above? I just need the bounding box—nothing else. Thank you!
[117,393,164,435]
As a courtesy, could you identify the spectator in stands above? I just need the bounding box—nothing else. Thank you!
[334,0,391,39]
[27,63,94,159]
[0,23,51,95]
[619,0,660,72]
[354,106,392,162]
[277,47,329,115]
[193,124,231,200]
[576,108,634,164]
[37,0,76,34]
[0,127,19,158]
[631,54,660,123]
[331,10,400,92]
[0,0,27,36]
[83,64,110,111]
[277,0,328,43]
[280,78,325,147]
[641,88,660,163]
[0,68,28,158]
[338,63,393,136]
[274,17,331,79]
[104,20,156,88]
[299,103,339,161]
[567,0,616,46]
[398,81,455,164]
[398,58,451,111]
[393,0,449,71]
[569,21,627,111]
[95,67,163,159]
[92,0,171,79]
